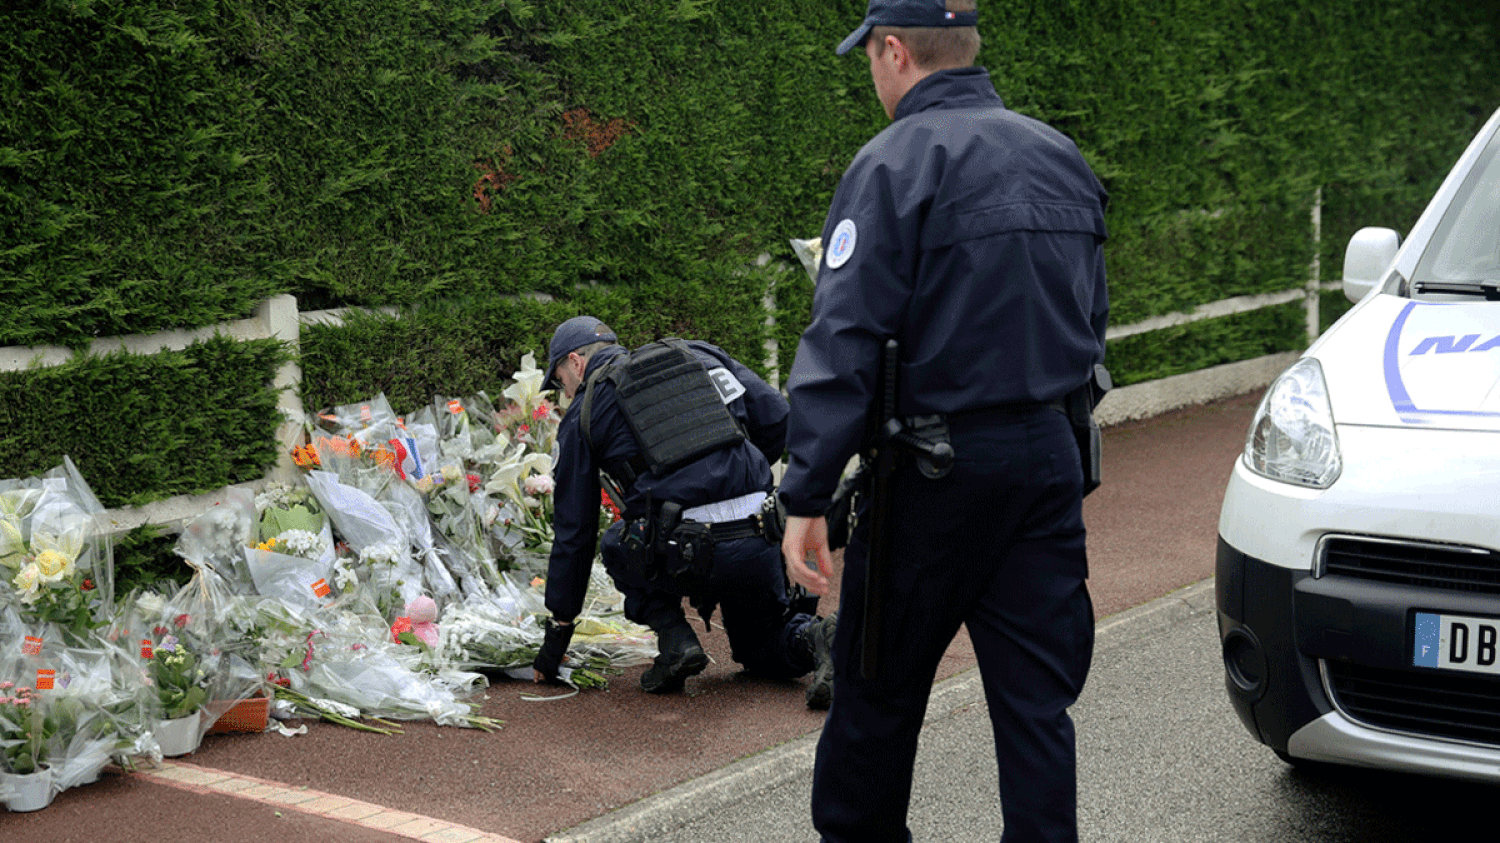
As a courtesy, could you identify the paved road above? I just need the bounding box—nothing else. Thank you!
[571,580,1496,843]
[2,392,1268,842]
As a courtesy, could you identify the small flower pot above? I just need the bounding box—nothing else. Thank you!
[154,713,203,757]
[207,692,271,735]
[3,765,54,812]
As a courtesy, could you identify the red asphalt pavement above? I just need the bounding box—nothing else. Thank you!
[0,391,1260,843]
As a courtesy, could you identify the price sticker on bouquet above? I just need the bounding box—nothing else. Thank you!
[35,668,56,690]
[140,639,154,659]
[311,578,332,599]
[21,635,43,656]
[448,399,463,414]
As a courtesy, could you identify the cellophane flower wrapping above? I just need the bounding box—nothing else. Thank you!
[145,530,267,746]
[0,613,128,797]
[303,469,424,617]
[790,236,823,284]
[307,399,463,607]
[0,458,114,644]
[173,486,258,595]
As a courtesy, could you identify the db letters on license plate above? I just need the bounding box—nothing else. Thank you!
[1414,611,1500,674]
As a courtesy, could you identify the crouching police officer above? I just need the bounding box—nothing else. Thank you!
[530,315,836,707]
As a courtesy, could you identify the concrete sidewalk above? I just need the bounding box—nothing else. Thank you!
[546,578,1220,843]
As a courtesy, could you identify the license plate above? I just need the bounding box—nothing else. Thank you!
[1414,611,1500,674]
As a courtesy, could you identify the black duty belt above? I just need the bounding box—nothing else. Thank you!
[947,399,1066,424]
[697,516,762,543]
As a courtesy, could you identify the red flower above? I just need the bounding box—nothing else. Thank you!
[467,473,482,494]
[80,578,96,591]
[600,490,622,521]
[390,617,414,643]
[388,438,409,480]
[173,613,190,628]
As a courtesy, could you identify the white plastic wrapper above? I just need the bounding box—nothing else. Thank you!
[790,236,823,283]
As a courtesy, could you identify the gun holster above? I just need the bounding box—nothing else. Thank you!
[631,500,718,629]
[1065,364,1112,497]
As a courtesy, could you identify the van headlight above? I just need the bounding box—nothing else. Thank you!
[1245,358,1342,488]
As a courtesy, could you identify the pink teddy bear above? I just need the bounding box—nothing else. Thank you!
[405,596,440,648]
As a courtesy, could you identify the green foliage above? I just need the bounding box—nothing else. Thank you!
[1105,302,1308,387]
[112,524,193,595]
[4,0,1500,558]
[0,337,287,508]
[301,272,780,417]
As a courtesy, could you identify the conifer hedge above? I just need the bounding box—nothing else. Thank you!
[3,0,1499,507]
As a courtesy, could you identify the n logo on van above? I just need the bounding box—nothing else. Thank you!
[1409,334,1500,354]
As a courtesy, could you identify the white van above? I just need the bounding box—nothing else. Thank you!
[1217,105,1500,780]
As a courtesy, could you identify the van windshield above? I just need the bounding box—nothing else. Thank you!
[1412,130,1500,298]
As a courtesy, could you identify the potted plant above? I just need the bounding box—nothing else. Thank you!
[0,683,56,811]
[148,640,208,757]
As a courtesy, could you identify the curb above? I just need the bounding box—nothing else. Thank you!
[543,577,1219,843]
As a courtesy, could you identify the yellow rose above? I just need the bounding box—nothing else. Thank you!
[33,548,74,583]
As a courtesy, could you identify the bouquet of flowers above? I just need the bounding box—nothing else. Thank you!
[495,353,560,459]
[0,459,112,643]
[172,488,257,594]
[306,411,460,607]
[255,483,335,567]
[485,446,557,569]
[243,484,338,616]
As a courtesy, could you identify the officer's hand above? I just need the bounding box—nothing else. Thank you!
[782,515,834,597]
[532,618,575,683]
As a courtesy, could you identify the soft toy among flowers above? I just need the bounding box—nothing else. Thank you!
[392,596,440,648]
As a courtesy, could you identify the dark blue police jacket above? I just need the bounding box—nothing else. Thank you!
[779,67,1110,518]
[543,341,789,621]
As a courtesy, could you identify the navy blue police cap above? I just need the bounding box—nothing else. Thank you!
[543,315,618,391]
[836,0,979,55]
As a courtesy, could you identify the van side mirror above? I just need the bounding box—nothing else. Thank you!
[1342,227,1400,303]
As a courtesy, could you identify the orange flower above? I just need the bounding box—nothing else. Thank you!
[390,616,414,643]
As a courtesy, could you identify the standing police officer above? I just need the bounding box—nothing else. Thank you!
[532,315,836,708]
[779,1,1109,840]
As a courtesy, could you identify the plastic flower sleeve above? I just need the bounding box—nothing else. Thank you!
[93,599,162,764]
[243,546,335,616]
[420,457,501,596]
[173,487,258,595]
[304,470,424,613]
[294,648,485,727]
[149,574,264,744]
[790,236,823,283]
[0,459,112,643]
[42,645,118,790]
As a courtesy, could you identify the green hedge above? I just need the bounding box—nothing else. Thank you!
[3,0,1500,509]
[0,336,286,508]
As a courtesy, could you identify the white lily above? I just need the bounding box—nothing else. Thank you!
[503,352,548,408]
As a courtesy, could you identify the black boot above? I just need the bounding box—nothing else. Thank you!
[802,613,836,710]
[641,618,709,694]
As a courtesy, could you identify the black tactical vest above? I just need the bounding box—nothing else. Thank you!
[580,338,746,490]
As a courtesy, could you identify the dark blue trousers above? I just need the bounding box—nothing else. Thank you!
[812,407,1094,843]
[602,524,814,678]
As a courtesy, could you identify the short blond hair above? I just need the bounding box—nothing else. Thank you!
[870,0,981,69]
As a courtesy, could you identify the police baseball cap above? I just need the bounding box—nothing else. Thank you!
[836,0,979,55]
[543,315,618,391]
